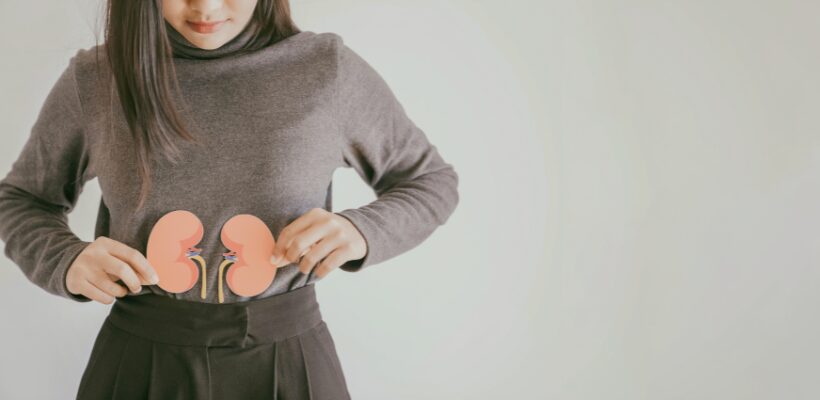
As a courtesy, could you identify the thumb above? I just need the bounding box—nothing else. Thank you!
[270,252,285,267]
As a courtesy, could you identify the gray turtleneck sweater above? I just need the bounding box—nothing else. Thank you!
[0,23,459,303]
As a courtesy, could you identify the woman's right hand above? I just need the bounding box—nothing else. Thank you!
[65,236,160,304]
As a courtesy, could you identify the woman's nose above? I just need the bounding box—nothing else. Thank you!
[187,0,224,16]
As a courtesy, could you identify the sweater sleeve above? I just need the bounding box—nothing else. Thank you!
[0,52,95,302]
[331,36,460,272]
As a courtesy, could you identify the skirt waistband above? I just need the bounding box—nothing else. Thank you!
[106,284,322,348]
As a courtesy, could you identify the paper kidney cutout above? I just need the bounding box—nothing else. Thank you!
[145,210,208,299]
[217,213,279,302]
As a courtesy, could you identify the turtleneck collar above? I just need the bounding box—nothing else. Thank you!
[165,19,257,60]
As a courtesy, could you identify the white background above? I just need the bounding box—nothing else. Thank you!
[0,0,818,399]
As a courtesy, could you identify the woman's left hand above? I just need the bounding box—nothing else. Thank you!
[271,208,367,279]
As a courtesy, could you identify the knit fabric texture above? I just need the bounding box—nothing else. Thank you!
[0,24,459,303]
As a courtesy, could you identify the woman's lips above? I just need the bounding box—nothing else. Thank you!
[186,19,227,34]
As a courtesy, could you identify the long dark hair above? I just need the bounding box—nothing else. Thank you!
[100,0,299,211]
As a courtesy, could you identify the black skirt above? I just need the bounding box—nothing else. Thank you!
[75,283,351,399]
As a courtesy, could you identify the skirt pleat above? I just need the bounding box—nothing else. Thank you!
[91,321,211,400]
[75,284,351,400]
[272,341,280,400]
[76,319,132,399]
[298,335,315,400]
[273,321,350,400]
[209,341,278,398]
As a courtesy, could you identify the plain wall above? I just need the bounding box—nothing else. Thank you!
[1,0,817,399]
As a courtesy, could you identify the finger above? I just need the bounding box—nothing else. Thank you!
[273,244,312,269]
[79,279,117,305]
[100,256,143,294]
[284,221,333,266]
[313,247,348,280]
[271,255,292,269]
[107,272,152,289]
[298,235,341,275]
[90,270,131,298]
[105,239,159,284]
[273,209,323,261]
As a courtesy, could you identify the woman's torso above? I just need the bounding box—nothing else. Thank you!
[76,31,346,303]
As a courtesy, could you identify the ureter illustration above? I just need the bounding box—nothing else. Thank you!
[186,250,208,300]
[217,251,237,303]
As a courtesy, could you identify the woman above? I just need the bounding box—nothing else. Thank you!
[0,0,459,398]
